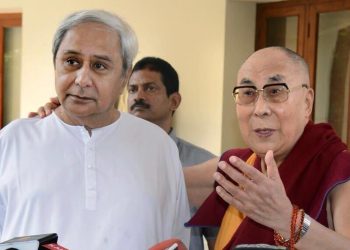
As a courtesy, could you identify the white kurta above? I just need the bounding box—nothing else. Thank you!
[0,112,190,250]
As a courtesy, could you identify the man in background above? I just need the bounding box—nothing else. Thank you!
[127,57,218,250]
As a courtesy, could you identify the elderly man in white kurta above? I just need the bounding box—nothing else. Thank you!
[0,10,190,250]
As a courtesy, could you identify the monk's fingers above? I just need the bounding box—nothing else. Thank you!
[217,160,258,190]
[215,184,244,208]
[213,171,248,198]
[216,160,278,204]
[264,150,283,184]
[227,156,266,184]
[214,169,274,216]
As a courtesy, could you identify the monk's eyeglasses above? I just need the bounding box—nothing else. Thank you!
[232,83,309,105]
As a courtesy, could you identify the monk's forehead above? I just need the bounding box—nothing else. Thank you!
[237,49,297,84]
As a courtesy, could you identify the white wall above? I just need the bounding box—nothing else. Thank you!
[0,0,21,12]
[221,1,256,152]
[0,0,257,155]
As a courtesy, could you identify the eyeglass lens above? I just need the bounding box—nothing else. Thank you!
[233,84,289,104]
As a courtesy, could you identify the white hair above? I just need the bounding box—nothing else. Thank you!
[52,9,138,74]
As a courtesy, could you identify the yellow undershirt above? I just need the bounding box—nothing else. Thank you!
[214,153,257,250]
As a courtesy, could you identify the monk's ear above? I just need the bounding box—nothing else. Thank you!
[304,87,314,119]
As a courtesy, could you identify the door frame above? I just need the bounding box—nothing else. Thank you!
[0,13,22,128]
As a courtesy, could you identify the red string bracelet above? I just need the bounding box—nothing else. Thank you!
[274,204,299,249]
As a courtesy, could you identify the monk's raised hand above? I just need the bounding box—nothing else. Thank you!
[214,150,293,234]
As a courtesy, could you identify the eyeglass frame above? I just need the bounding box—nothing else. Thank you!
[232,83,309,105]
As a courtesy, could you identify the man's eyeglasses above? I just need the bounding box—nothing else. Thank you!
[232,83,309,105]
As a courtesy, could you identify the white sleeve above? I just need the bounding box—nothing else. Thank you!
[0,204,4,236]
[0,141,4,237]
[168,142,191,247]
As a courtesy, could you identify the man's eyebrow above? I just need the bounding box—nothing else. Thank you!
[94,54,113,63]
[62,50,81,56]
[128,81,157,87]
[140,82,159,89]
[62,50,113,63]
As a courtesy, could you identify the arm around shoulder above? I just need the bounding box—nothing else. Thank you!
[183,157,219,208]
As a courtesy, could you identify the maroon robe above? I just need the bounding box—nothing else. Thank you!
[186,122,350,249]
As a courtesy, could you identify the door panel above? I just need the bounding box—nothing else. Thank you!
[266,16,298,51]
[256,4,306,56]
[314,10,350,142]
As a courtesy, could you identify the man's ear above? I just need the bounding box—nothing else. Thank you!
[305,87,314,119]
[169,92,181,112]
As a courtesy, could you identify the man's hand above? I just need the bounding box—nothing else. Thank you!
[214,150,293,237]
[28,97,60,118]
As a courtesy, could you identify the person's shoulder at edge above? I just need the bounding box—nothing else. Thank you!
[120,112,180,158]
[175,136,216,167]
[0,113,54,136]
[120,112,171,137]
[331,149,350,169]
[176,136,215,156]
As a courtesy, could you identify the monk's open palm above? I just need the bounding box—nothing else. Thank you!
[214,150,293,233]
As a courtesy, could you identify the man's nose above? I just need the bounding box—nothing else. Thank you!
[135,88,147,99]
[75,65,93,87]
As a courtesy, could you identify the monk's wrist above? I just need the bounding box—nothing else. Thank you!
[273,203,293,238]
[274,205,306,249]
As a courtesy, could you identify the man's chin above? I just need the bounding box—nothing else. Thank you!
[130,108,146,115]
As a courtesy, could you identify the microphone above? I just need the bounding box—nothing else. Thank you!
[148,238,187,250]
[0,233,68,250]
[232,244,286,250]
